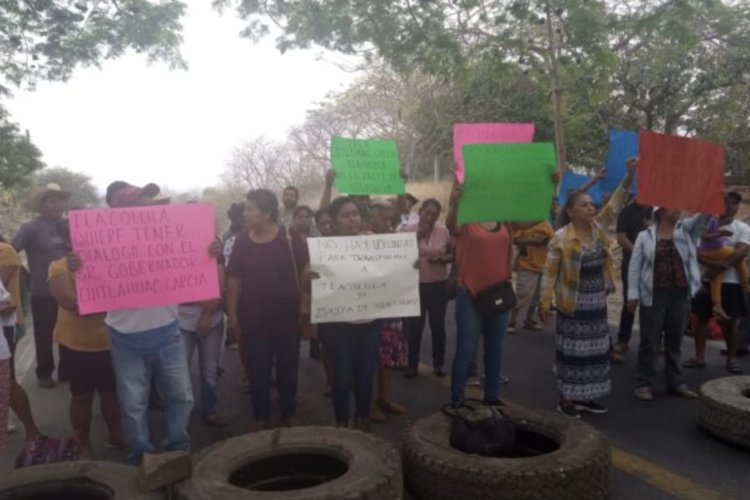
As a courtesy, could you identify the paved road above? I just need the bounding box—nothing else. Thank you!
[1,308,748,499]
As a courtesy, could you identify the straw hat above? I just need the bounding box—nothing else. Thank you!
[29,183,71,213]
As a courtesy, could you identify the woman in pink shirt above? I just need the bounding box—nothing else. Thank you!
[403,199,453,378]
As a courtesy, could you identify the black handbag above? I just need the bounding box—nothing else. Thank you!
[441,399,516,457]
[472,281,516,319]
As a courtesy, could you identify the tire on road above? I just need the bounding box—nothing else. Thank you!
[176,426,402,500]
[403,405,612,500]
[699,375,750,449]
[0,460,163,500]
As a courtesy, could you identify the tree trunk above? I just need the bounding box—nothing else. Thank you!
[546,3,567,172]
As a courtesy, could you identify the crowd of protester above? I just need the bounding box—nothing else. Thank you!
[0,156,748,462]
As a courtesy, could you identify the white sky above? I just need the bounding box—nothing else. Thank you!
[5,0,359,194]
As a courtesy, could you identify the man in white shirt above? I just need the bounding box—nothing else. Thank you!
[69,181,222,464]
[687,192,749,373]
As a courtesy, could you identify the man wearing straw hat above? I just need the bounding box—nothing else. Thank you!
[13,183,70,388]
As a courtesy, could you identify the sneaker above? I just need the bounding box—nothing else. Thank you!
[467,376,482,387]
[574,401,608,414]
[499,375,510,385]
[38,377,55,389]
[524,322,544,332]
[557,403,581,419]
[668,385,698,399]
[634,387,654,401]
[434,367,447,378]
[507,324,517,334]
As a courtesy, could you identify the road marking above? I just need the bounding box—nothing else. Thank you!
[611,448,732,500]
[417,363,734,500]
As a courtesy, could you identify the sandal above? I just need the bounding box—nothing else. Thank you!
[682,358,706,369]
[726,362,744,374]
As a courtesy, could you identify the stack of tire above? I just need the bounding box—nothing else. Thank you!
[0,461,163,499]
[403,405,613,500]
[699,375,750,449]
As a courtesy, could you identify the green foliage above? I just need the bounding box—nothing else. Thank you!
[0,107,44,189]
[221,0,750,175]
[1,0,187,90]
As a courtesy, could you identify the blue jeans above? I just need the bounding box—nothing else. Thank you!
[109,333,194,464]
[324,321,381,423]
[181,321,223,418]
[451,287,510,405]
[243,333,300,421]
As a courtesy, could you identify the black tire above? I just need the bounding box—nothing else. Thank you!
[176,426,402,500]
[403,406,612,500]
[0,461,163,500]
[699,375,750,449]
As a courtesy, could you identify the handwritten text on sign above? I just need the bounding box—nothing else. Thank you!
[70,203,220,315]
[330,137,405,195]
[308,233,420,323]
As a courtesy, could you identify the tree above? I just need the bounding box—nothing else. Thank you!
[30,166,99,208]
[1,0,186,91]
[221,136,308,198]
[220,0,750,174]
[1,0,189,191]
[0,107,44,189]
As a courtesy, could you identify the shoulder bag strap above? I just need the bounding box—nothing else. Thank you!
[284,226,302,293]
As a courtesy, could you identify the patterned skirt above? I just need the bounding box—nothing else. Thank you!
[555,241,611,401]
[379,319,407,369]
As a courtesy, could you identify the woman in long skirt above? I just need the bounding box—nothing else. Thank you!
[540,159,636,418]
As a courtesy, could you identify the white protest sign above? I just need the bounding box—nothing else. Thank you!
[308,233,420,323]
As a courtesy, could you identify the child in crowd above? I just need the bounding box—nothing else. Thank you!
[699,216,749,320]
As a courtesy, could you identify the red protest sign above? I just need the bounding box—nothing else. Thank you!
[637,130,725,215]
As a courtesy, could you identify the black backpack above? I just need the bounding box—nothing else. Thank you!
[441,399,516,457]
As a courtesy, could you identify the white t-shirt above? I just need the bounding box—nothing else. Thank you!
[105,305,179,334]
[0,282,13,360]
[178,305,223,332]
[717,219,750,284]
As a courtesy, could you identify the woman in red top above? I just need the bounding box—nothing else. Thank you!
[446,183,514,406]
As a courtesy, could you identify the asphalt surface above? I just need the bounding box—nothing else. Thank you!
[1,305,748,499]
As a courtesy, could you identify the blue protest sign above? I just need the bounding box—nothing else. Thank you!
[602,130,638,193]
[559,171,602,208]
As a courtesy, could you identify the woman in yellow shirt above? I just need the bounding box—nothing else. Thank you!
[48,220,124,457]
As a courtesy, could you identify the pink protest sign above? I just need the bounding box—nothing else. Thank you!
[453,123,535,182]
[69,202,220,315]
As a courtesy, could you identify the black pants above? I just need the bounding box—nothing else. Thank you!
[408,281,448,370]
[244,333,300,421]
[637,288,689,390]
[617,260,635,345]
[31,295,58,379]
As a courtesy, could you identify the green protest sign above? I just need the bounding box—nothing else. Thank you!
[458,143,556,223]
[330,137,405,195]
